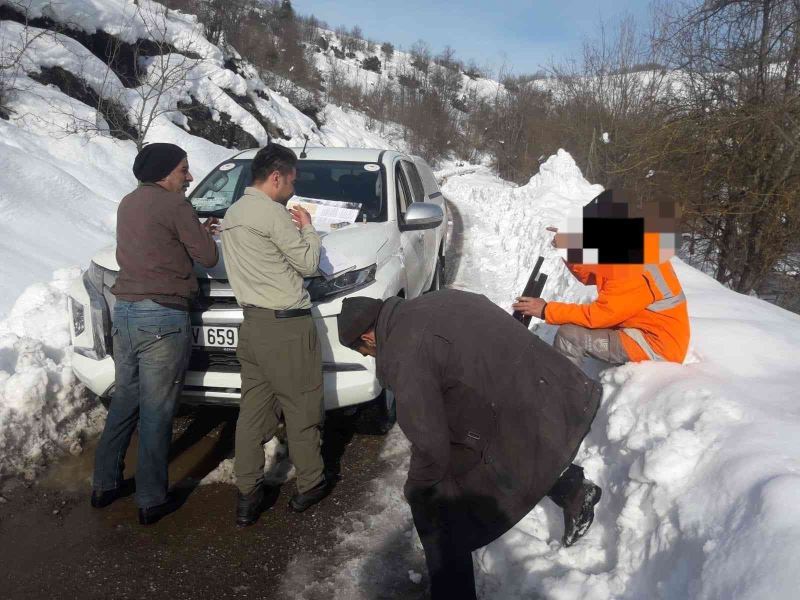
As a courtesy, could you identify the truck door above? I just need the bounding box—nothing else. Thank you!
[395,161,426,297]
[401,159,438,277]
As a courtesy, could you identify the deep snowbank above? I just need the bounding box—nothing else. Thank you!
[0,268,105,480]
[448,154,800,600]
[278,151,800,599]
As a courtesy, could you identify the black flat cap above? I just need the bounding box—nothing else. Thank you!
[133,143,187,183]
[338,297,384,348]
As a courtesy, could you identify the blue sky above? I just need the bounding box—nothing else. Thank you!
[292,0,653,76]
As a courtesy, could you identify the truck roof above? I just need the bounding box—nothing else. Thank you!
[232,147,398,163]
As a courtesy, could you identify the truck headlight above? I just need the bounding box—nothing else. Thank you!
[307,264,377,301]
[88,261,116,295]
[71,299,85,337]
[82,261,118,360]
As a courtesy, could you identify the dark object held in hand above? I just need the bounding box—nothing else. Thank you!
[512,255,548,327]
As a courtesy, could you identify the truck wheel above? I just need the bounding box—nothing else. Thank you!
[426,252,445,293]
[354,390,396,435]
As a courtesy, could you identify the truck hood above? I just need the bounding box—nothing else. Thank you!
[92,245,119,271]
[91,222,393,278]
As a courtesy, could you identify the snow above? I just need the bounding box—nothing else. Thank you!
[16,0,222,60]
[2,0,800,596]
[278,151,800,599]
[0,0,405,483]
[312,27,505,102]
[0,0,406,318]
[0,268,105,480]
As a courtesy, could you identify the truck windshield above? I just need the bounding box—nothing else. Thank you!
[190,159,386,222]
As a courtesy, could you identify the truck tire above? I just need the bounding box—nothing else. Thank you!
[354,389,396,435]
[426,251,445,293]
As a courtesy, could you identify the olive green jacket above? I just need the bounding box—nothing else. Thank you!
[221,187,320,310]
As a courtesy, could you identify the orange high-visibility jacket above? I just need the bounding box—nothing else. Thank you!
[544,261,690,363]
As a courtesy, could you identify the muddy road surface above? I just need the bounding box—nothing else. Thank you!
[0,196,461,599]
[0,407,397,599]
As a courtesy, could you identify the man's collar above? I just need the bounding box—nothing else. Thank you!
[244,186,281,204]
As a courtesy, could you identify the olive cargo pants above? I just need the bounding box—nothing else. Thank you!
[235,308,324,495]
[553,324,629,367]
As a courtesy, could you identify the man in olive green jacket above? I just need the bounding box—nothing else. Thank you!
[221,143,328,526]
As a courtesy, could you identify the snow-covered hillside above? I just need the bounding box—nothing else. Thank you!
[0,0,405,319]
[0,0,405,479]
[311,27,504,102]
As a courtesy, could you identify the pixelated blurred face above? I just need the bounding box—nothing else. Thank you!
[551,190,678,268]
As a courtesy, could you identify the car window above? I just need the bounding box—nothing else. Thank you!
[395,163,411,217]
[412,157,442,198]
[191,159,386,222]
[190,161,248,216]
[294,162,384,222]
[401,160,425,203]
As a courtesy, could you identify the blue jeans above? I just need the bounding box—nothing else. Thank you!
[92,300,191,509]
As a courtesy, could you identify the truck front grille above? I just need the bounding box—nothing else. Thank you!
[188,350,241,373]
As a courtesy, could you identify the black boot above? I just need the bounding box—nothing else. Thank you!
[547,464,602,547]
[138,494,179,526]
[236,484,266,527]
[90,488,122,509]
[289,478,330,513]
[561,481,602,547]
[91,480,133,508]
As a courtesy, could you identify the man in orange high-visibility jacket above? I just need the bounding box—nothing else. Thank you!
[513,261,690,366]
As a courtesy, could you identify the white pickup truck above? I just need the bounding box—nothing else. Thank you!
[67,147,447,432]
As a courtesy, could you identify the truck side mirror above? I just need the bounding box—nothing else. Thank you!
[400,203,443,231]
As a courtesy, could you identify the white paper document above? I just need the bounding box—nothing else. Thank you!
[287,197,362,231]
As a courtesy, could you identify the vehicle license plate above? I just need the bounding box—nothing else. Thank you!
[191,326,238,350]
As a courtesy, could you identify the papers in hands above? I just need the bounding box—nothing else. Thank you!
[287,197,362,232]
[287,197,362,278]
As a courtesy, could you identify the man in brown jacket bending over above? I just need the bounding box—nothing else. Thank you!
[92,143,219,525]
[221,143,327,526]
[337,290,603,600]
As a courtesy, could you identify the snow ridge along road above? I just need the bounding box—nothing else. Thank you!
[281,152,800,599]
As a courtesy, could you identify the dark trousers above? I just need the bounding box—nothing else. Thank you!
[408,464,585,599]
[234,309,324,495]
[92,300,191,509]
[408,493,477,600]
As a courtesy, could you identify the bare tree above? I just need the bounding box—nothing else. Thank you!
[661,0,800,293]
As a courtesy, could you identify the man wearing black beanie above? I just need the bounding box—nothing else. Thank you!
[91,142,219,525]
[131,142,190,184]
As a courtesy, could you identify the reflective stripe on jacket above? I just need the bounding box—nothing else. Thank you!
[544,261,690,363]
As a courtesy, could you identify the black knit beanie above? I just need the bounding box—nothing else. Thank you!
[337,297,384,348]
[132,143,187,183]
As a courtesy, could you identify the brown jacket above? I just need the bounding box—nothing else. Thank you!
[375,290,602,549]
[112,183,218,308]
